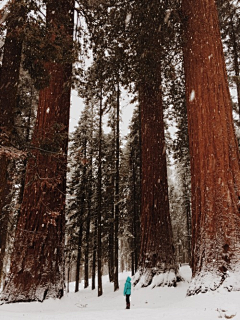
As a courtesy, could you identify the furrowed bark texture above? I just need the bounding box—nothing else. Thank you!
[1,0,74,302]
[182,0,240,294]
[0,0,26,286]
[0,1,25,132]
[0,156,11,287]
[132,0,179,287]
[136,81,178,287]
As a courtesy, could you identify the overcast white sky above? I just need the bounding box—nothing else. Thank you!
[69,90,135,137]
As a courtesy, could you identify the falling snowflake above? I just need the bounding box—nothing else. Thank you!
[189,90,195,102]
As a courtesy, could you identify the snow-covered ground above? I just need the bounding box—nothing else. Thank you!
[1,265,240,320]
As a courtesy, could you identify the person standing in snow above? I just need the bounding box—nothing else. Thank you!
[123,276,131,309]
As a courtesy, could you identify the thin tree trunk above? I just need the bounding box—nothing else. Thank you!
[108,211,114,282]
[84,139,91,289]
[92,215,97,291]
[182,0,240,295]
[114,82,120,292]
[131,251,135,276]
[66,267,70,293]
[66,249,71,293]
[86,105,96,290]
[97,93,103,297]
[132,147,139,273]
[75,137,87,292]
[185,197,191,265]
[130,147,137,275]
[108,110,115,283]
[1,0,74,302]
[108,165,114,283]
[182,171,191,265]
[75,224,83,292]
[84,201,90,289]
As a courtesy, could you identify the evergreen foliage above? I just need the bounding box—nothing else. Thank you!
[217,0,240,141]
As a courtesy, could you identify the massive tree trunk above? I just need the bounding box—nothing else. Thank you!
[0,0,26,287]
[1,0,74,302]
[134,80,179,288]
[182,0,240,295]
[131,0,179,288]
[0,0,25,134]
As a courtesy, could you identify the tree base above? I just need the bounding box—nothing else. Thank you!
[0,280,64,303]
[187,270,240,296]
[133,268,182,288]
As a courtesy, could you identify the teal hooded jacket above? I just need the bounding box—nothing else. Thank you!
[123,277,131,296]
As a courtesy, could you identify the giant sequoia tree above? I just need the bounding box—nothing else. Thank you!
[1,0,74,302]
[131,0,179,287]
[182,0,240,294]
[0,0,27,286]
[136,79,178,287]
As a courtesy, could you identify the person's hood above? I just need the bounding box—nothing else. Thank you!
[126,276,131,282]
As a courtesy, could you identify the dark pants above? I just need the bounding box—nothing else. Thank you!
[126,295,130,309]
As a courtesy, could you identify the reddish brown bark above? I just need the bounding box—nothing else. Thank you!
[0,1,25,134]
[135,80,178,287]
[0,155,11,286]
[130,0,179,287]
[0,0,26,286]
[1,0,74,302]
[182,0,240,294]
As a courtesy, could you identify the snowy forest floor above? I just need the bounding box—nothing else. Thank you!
[1,265,240,319]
